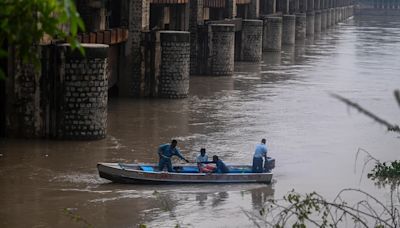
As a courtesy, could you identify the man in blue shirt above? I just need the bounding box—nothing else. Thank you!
[252,138,268,173]
[158,140,189,172]
[212,155,229,173]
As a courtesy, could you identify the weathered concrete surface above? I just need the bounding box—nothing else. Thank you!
[314,10,322,33]
[321,9,327,30]
[295,13,307,42]
[306,11,315,36]
[282,15,296,45]
[57,44,109,140]
[208,24,235,75]
[158,31,190,98]
[189,0,204,75]
[262,16,283,51]
[6,50,43,138]
[238,19,263,62]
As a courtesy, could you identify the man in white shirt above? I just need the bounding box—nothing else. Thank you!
[252,138,268,173]
[195,148,213,173]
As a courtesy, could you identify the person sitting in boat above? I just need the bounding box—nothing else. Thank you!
[195,148,214,173]
[252,138,268,173]
[158,140,189,172]
[211,155,229,173]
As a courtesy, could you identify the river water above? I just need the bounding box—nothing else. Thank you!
[1,15,400,227]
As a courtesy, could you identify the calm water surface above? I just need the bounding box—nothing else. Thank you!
[1,16,400,227]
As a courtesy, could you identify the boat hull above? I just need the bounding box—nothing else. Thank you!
[97,163,273,184]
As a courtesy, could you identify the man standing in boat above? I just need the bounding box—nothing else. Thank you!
[252,138,268,173]
[158,139,189,172]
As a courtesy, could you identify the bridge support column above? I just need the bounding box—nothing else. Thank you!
[248,0,260,18]
[326,8,331,27]
[289,0,300,13]
[335,8,339,23]
[58,44,109,140]
[207,24,235,75]
[158,31,190,98]
[126,0,150,97]
[321,9,327,30]
[6,47,43,138]
[331,8,335,26]
[306,11,315,37]
[282,14,296,45]
[262,16,283,51]
[189,0,204,75]
[238,19,263,61]
[266,0,277,14]
[295,13,307,42]
[225,0,237,18]
[314,10,321,34]
[299,0,307,12]
[279,0,291,14]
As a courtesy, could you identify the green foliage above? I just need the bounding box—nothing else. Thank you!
[368,160,400,178]
[0,0,85,79]
[250,188,399,228]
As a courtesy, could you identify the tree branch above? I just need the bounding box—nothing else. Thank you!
[331,93,400,133]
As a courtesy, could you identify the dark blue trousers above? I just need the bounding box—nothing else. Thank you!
[158,157,173,172]
[252,157,264,173]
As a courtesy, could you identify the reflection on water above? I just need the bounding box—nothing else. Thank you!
[250,186,275,210]
[1,15,400,227]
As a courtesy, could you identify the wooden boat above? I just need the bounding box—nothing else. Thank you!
[97,159,274,184]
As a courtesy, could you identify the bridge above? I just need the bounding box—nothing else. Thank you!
[1,0,394,139]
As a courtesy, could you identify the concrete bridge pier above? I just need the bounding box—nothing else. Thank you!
[326,8,331,28]
[295,13,307,42]
[57,44,109,140]
[327,7,331,28]
[321,9,327,30]
[265,0,277,14]
[282,14,296,45]
[238,19,264,62]
[314,10,322,34]
[158,31,190,98]
[289,0,300,13]
[189,0,204,75]
[331,8,336,25]
[262,16,283,51]
[335,8,339,23]
[248,0,260,18]
[306,11,315,37]
[299,0,308,12]
[279,0,291,14]
[207,24,235,75]
[350,5,354,16]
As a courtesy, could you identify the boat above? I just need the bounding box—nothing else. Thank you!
[97,158,275,184]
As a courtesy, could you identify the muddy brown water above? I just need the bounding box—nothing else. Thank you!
[1,16,400,227]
